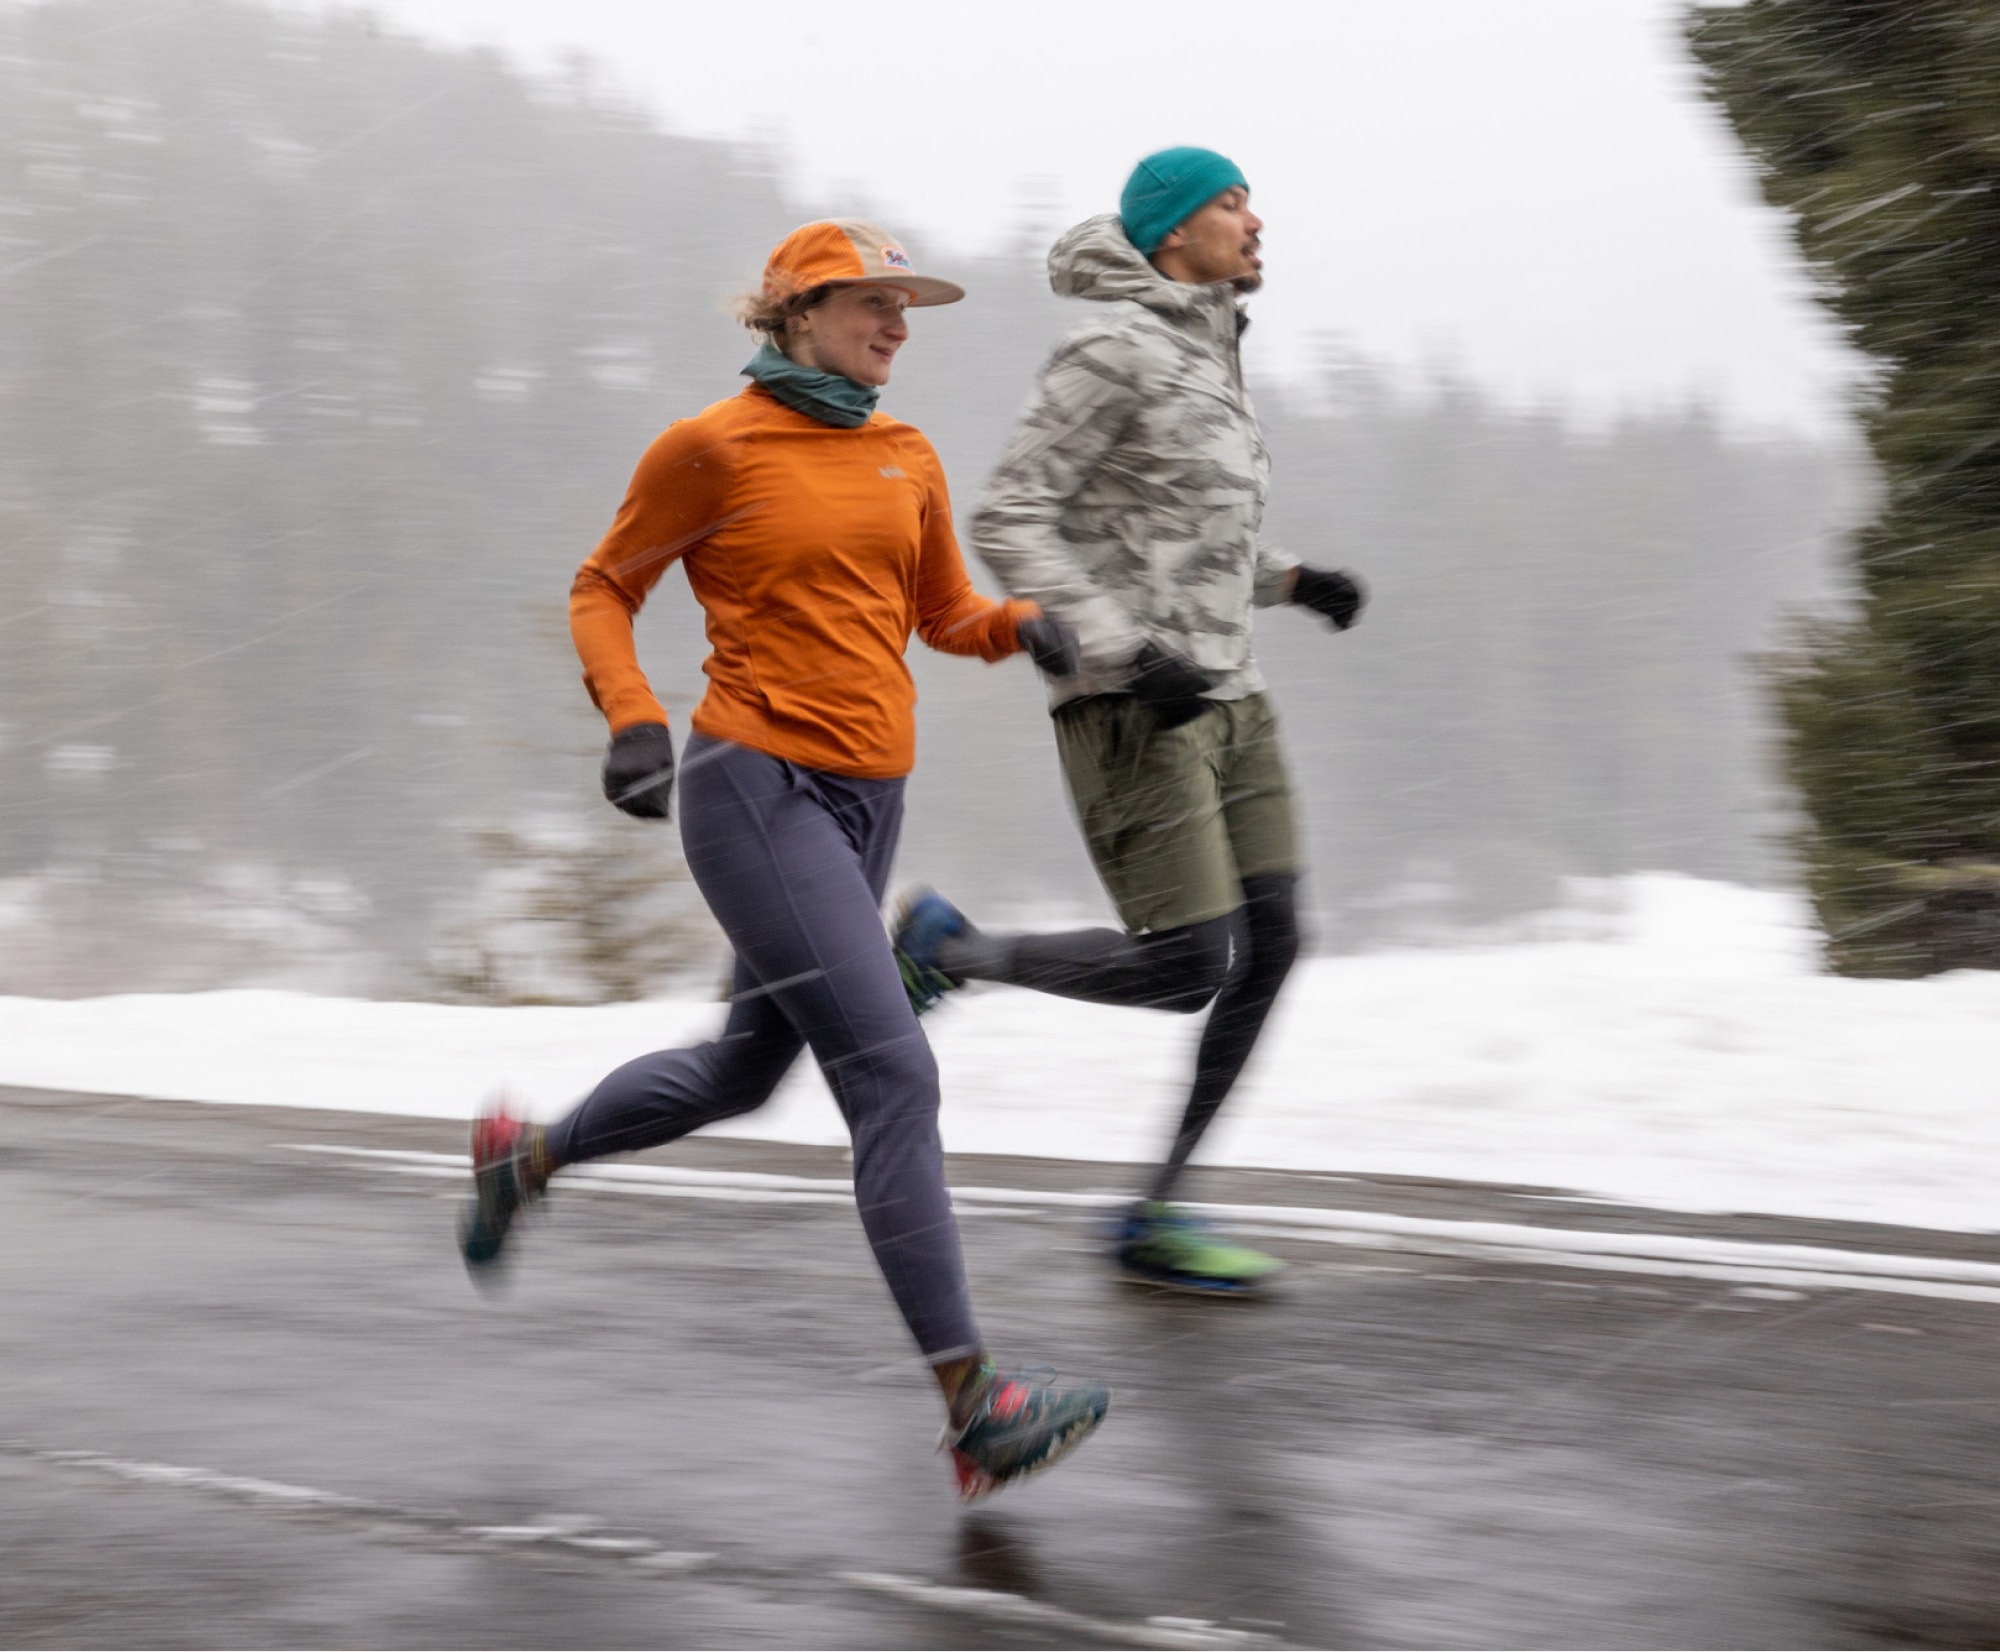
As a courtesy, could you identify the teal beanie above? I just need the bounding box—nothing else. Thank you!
[1119,147,1248,256]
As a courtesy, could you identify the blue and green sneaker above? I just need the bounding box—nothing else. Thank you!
[943,1363,1111,1501]
[1113,1201,1284,1295]
[891,889,969,1016]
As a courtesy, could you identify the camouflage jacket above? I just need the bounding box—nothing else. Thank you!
[969,213,1297,708]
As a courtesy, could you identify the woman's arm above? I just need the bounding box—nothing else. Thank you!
[569,423,729,730]
[908,448,1038,660]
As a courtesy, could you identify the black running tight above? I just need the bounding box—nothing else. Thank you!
[938,871,1300,1198]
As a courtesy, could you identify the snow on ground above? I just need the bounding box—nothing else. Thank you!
[3,875,1996,1234]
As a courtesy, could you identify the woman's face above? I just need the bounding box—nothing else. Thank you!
[786,283,913,386]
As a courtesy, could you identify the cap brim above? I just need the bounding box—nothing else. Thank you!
[826,274,965,307]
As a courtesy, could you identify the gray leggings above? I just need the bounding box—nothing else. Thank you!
[546,735,980,1360]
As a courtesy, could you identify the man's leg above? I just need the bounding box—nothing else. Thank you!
[1149,869,1298,1201]
[1148,692,1302,1201]
[908,694,1305,1290]
[908,694,1242,1014]
[935,912,1232,1013]
[1114,695,1303,1287]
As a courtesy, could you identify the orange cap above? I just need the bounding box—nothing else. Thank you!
[762,219,965,308]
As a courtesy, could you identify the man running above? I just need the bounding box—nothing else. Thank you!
[893,148,1366,1295]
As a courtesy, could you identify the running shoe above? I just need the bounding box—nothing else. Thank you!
[891,888,969,1016]
[943,1364,1111,1501]
[458,1098,548,1273]
[1113,1201,1284,1295]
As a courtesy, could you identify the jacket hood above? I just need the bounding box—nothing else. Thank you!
[1047,213,1210,316]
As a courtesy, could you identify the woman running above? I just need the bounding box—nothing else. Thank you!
[457,220,1107,1500]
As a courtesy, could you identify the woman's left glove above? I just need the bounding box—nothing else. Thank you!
[1291,566,1367,631]
[1016,613,1080,678]
[602,722,676,819]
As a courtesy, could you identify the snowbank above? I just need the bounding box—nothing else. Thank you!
[3,876,1995,1233]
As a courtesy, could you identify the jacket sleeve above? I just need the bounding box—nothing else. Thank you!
[911,445,1037,660]
[568,422,730,733]
[1252,534,1301,607]
[968,328,1151,675]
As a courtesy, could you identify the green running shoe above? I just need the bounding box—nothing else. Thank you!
[1114,1201,1284,1295]
[943,1363,1110,1501]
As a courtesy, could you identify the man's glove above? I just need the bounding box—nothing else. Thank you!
[1128,640,1217,730]
[1291,565,1366,631]
[1016,613,1080,678]
[602,722,676,819]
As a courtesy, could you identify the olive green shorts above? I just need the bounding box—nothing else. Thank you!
[1052,691,1299,935]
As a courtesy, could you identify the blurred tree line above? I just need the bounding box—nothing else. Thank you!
[0,0,1861,995]
[1693,0,2000,976]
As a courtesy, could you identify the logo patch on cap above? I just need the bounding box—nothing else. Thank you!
[880,246,914,271]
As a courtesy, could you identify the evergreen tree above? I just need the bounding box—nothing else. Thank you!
[1691,0,2000,974]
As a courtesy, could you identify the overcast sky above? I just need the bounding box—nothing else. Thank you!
[285,0,1864,438]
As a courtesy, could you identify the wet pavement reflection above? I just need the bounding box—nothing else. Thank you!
[4,1087,1998,1648]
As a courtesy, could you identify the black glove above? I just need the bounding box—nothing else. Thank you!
[1128,640,1217,730]
[1291,565,1366,631]
[601,722,676,819]
[1016,613,1080,678]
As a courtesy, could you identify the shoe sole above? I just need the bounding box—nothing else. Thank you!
[459,1189,505,1256]
[1115,1260,1279,1297]
[458,1187,514,1281]
[459,1144,534,1276]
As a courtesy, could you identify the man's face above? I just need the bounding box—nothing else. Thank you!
[1156,186,1264,290]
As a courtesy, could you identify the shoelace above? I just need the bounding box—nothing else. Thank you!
[939,1364,1062,1449]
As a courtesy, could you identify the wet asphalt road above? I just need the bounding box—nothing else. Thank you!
[4,1083,1999,1650]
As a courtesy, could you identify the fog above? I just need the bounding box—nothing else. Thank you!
[0,0,1871,997]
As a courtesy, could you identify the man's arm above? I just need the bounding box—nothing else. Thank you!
[968,329,1151,676]
[1252,535,1302,607]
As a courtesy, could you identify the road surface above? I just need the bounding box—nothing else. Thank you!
[4,1084,1998,1648]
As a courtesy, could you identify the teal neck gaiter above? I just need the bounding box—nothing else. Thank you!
[742,339,880,428]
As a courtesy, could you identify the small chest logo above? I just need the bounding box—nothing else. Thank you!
[879,465,906,479]
[880,246,914,272]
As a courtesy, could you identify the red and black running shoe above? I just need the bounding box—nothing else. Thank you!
[458,1098,546,1274]
[943,1363,1110,1501]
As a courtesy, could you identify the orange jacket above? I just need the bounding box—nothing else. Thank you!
[571,384,1036,779]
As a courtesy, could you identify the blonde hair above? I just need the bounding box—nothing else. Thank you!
[731,281,833,337]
